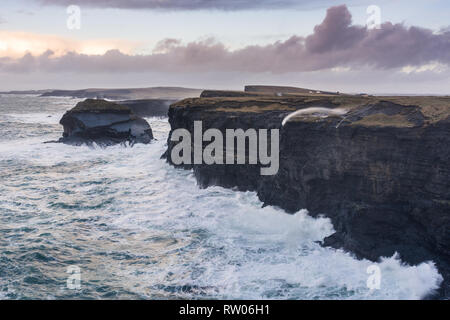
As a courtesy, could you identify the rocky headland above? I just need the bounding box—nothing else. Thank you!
[244,85,340,95]
[164,90,450,298]
[57,99,153,146]
[40,86,203,100]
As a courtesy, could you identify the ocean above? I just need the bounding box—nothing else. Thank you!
[0,94,443,299]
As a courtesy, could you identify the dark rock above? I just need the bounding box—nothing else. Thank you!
[118,99,176,117]
[58,99,153,146]
[165,94,450,299]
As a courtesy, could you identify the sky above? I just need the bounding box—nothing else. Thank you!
[0,0,449,94]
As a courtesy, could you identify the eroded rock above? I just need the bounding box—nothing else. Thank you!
[58,99,153,146]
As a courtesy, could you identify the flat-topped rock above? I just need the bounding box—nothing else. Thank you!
[58,99,153,146]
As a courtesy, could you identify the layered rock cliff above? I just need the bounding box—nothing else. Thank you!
[58,99,153,146]
[165,92,450,298]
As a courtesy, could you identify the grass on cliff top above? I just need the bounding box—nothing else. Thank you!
[214,105,296,113]
[172,94,366,108]
[71,99,131,113]
[172,94,450,123]
[380,96,450,122]
[351,114,416,127]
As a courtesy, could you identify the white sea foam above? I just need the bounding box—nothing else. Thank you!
[2,113,65,125]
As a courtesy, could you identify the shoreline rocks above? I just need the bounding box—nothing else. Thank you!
[58,99,153,146]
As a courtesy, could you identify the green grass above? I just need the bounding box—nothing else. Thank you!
[71,99,131,113]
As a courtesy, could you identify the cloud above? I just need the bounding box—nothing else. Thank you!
[0,31,140,59]
[1,5,449,74]
[36,0,350,11]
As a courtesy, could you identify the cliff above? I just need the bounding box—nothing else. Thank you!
[165,92,450,298]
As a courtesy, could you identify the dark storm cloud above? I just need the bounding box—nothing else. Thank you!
[37,0,342,10]
[2,5,450,73]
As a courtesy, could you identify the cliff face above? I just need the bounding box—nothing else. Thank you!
[165,93,450,298]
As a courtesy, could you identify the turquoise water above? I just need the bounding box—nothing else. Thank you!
[0,94,443,299]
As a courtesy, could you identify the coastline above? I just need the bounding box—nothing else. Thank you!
[164,92,450,299]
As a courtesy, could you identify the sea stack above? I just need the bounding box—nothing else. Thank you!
[58,99,154,146]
